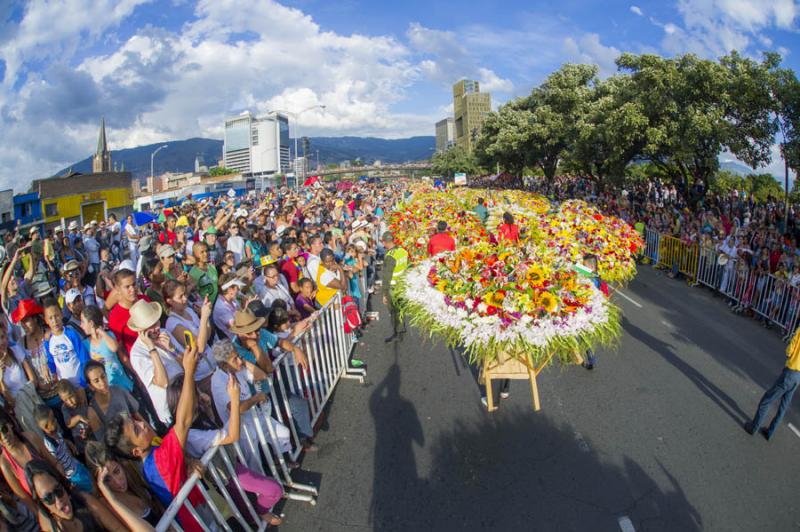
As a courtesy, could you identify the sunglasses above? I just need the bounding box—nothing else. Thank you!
[40,484,66,505]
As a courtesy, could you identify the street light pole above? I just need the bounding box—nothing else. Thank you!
[267,105,326,189]
[150,144,168,190]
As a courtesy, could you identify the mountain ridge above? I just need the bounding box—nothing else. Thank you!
[55,136,436,180]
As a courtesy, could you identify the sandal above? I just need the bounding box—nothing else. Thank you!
[261,512,283,526]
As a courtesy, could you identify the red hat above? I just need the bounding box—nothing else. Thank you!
[10,299,44,324]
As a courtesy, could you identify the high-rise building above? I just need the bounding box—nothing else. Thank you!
[223,112,290,176]
[453,79,491,152]
[435,117,455,153]
[92,117,112,173]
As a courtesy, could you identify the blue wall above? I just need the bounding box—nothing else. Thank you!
[13,192,42,226]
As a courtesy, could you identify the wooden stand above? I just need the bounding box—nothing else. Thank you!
[481,350,555,412]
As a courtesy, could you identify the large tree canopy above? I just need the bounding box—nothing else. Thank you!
[474,51,795,199]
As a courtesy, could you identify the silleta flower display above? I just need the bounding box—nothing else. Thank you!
[388,186,643,365]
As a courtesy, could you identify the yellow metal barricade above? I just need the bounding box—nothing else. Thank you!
[656,234,699,281]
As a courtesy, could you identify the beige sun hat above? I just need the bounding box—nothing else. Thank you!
[229,309,265,335]
[127,300,163,331]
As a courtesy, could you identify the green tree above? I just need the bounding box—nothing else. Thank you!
[745,173,783,202]
[474,102,532,176]
[209,166,236,176]
[523,63,598,183]
[570,74,649,189]
[617,53,776,202]
[708,169,746,197]
[431,145,480,178]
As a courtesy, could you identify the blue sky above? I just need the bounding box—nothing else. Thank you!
[0,0,798,191]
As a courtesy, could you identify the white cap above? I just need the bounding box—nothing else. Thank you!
[64,288,82,305]
[220,278,246,291]
[116,259,135,272]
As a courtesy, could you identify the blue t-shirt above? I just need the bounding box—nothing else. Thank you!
[84,333,134,392]
[233,329,279,394]
[345,256,361,298]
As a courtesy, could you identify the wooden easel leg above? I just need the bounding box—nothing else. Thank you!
[486,376,496,412]
[529,368,541,412]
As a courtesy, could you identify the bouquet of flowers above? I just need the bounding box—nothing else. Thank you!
[388,187,641,365]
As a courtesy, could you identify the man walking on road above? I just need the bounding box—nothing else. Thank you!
[745,328,800,440]
[381,232,407,343]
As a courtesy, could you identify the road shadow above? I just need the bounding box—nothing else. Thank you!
[369,363,425,530]
[369,398,701,531]
[629,271,781,391]
[623,317,750,425]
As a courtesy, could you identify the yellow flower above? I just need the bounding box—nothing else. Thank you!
[539,292,559,313]
[436,280,448,292]
[526,265,546,283]
[486,291,505,307]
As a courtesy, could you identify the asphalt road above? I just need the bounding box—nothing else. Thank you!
[278,266,800,532]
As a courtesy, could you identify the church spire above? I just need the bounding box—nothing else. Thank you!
[92,116,112,173]
[97,117,107,155]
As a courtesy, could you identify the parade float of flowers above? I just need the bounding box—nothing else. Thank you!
[388,187,643,365]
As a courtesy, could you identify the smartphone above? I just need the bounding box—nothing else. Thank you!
[184,330,196,351]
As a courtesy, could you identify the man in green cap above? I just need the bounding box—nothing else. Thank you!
[189,240,219,303]
[204,225,220,265]
[381,231,408,342]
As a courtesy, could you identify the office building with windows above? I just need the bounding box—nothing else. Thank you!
[435,117,455,152]
[223,112,290,176]
[453,79,491,152]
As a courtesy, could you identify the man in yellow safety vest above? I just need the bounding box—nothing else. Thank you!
[381,231,408,342]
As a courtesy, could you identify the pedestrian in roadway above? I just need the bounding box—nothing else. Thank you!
[744,327,800,440]
[381,232,407,343]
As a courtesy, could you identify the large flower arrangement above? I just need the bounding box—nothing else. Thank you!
[388,187,642,365]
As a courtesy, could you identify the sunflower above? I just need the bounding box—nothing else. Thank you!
[526,264,546,284]
[538,292,559,314]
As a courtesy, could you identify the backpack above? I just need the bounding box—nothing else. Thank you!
[342,296,362,333]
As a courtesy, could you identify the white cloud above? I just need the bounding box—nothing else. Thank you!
[563,33,622,77]
[661,0,798,57]
[630,5,644,16]
[0,0,445,190]
[406,22,513,94]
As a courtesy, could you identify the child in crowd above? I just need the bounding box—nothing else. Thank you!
[42,299,90,389]
[295,278,319,319]
[80,305,134,392]
[33,405,94,493]
[56,380,93,454]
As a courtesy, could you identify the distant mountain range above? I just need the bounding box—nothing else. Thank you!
[55,136,435,179]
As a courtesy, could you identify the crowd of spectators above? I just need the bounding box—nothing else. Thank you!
[0,180,400,530]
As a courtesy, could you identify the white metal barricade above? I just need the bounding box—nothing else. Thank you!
[695,245,722,289]
[157,290,369,530]
[156,444,271,532]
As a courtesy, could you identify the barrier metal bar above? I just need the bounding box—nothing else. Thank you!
[644,228,660,264]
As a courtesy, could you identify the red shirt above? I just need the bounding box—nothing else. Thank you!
[280,259,300,293]
[159,229,176,247]
[428,233,456,256]
[143,428,205,532]
[498,223,520,243]
[109,295,150,357]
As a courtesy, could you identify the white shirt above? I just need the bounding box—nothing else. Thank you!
[212,296,239,340]
[164,309,216,380]
[320,267,340,287]
[129,336,184,424]
[47,332,82,387]
[83,236,100,264]
[226,235,245,264]
[306,254,321,282]
[210,368,251,425]
[1,345,29,396]
[125,224,138,239]
[262,283,294,309]
[185,426,228,459]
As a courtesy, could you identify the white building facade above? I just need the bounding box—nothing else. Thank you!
[223,112,291,176]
